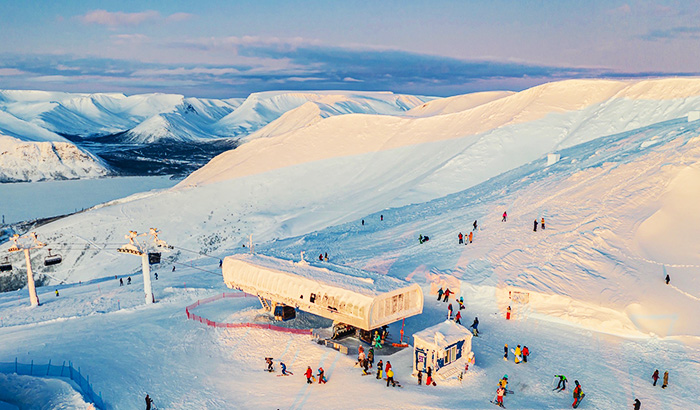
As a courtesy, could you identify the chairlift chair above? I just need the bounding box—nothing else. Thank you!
[148,252,161,265]
[44,249,62,267]
[0,257,11,272]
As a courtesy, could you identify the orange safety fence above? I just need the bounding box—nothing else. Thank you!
[185,292,312,335]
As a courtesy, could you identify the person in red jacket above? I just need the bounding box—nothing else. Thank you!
[305,366,313,384]
[652,369,659,386]
[443,288,452,302]
[572,380,584,407]
[502,211,507,222]
[458,232,463,244]
[522,346,529,363]
[455,310,462,324]
[506,306,512,320]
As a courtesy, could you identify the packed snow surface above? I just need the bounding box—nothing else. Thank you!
[1,78,700,408]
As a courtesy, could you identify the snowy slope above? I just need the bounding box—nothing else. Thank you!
[405,91,514,117]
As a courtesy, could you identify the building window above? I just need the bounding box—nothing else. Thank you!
[310,293,316,303]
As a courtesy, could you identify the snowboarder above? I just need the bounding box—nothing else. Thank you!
[470,317,479,336]
[534,219,538,232]
[468,231,473,244]
[119,278,123,286]
[514,345,522,364]
[127,276,131,285]
[495,386,505,407]
[459,232,464,244]
[305,366,313,384]
[376,360,383,379]
[522,346,529,363]
[426,366,433,386]
[665,274,670,285]
[362,219,365,226]
[506,306,511,320]
[473,220,478,230]
[319,253,323,261]
[367,347,374,368]
[503,344,508,361]
[386,368,396,387]
[541,217,546,229]
[324,252,328,262]
[437,287,444,301]
[145,394,153,410]
[634,398,641,410]
[652,369,659,386]
[455,310,462,324]
[280,362,292,375]
[443,288,452,302]
[417,370,422,385]
[458,296,465,310]
[662,370,668,388]
[448,303,453,319]
[172,266,175,272]
[499,375,508,390]
[502,211,507,222]
[265,357,274,372]
[55,289,59,297]
[555,374,568,391]
[154,272,158,280]
[572,380,584,408]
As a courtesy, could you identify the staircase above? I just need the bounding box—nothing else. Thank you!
[258,295,271,311]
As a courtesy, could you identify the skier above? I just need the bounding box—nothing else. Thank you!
[172,266,175,272]
[417,370,422,385]
[448,303,453,320]
[459,232,464,244]
[499,375,508,391]
[495,386,505,407]
[506,306,511,320]
[317,367,326,384]
[502,211,507,222]
[374,331,383,349]
[473,220,478,230]
[541,217,546,230]
[145,394,153,410]
[572,380,583,407]
[470,317,479,336]
[555,374,568,391]
[319,253,323,261]
[503,344,508,361]
[55,289,59,297]
[652,369,659,386]
[154,272,158,280]
[305,366,313,384]
[468,231,473,244]
[458,296,465,310]
[455,310,462,324]
[665,274,670,285]
[219,259,222,268]
[376,360,383,379]
[437,287,444,301]
[534,219,538,232]
[514,345,522,364]
[367,347,374,368]
[119,278,124,286]
[662,370,668,389]
[634,398,641,410]
[443,288,452,302]
[522,346,529,363]
[381,214,383,221]
[386,367,396,387]
[362,219,365,226]
[426,366,433,386]
[127,276,131,285]
[324,252,328,262]
[419,234,424,244]
[265,357,274,372]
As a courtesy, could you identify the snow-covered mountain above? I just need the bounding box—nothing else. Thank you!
[1,78,700,409]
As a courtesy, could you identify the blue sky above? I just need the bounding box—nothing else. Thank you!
[1,0,699,97]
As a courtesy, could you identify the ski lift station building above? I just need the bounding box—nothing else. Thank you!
[222,253,423,331]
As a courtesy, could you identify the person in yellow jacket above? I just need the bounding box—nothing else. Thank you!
[386,368,396,387]
[541,217,546,229]
[514,345,522,364]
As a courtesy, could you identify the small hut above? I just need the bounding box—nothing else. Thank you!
[413,320,474,379]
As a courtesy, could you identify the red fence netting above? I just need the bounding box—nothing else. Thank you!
[185,292,312,335]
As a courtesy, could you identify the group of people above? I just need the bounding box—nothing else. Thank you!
[356,345,375,375]
[534,217,545,231]
[318,252,329,262]
[305,366,327,384]
[416,366,435,386]
[502,344,530,364]
[651,369,669,389]
[553,375,584,407]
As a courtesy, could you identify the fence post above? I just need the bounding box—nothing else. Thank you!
[30,360,33,375]
[14,357,17,374]
[69,362,73,379]
[47,359,51,375]
[60,361,65,377]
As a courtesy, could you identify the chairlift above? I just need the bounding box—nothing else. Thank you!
[44,249,62,267]
[0,257,11,272]
[148,252,161,265]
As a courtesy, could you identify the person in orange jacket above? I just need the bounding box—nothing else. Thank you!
[468,231,473,243]
[541,217,546,229]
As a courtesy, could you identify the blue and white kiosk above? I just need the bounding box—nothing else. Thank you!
[413,320,474,379]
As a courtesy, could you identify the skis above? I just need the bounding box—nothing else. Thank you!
[277,372,294,377]
[490,400,506,409]
[552,387,565,392]
[573,393,586,408]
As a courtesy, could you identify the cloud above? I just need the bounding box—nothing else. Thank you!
[641,26,700,41]
[0,68,25,76]
[110,34,150,45]
[132,67,241,76]
[168,35,320,52]
[608,4,632,15]
[78,10,193,27]
[343,77,363,82]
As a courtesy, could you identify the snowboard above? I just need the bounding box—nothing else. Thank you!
[510,349,522,363]
[553,387,566,392]
[490,400,506,409]
[573,393,586,408]
[264,368,275,373]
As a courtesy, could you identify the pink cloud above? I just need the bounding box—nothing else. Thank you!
[78,10,193,27]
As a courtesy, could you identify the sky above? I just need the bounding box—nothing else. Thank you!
[1,0,700,98]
